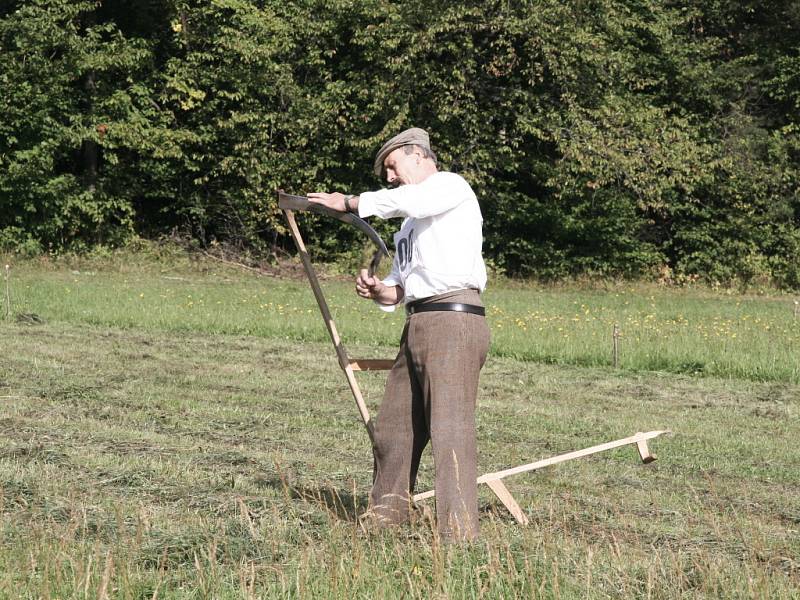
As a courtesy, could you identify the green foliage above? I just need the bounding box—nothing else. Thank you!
[1,0,798,287]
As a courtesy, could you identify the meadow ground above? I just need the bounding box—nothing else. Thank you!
[1,252,798,598]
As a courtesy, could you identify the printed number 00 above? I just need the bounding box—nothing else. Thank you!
[397,229,414,269]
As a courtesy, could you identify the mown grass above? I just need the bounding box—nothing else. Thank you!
[1,252,799,598]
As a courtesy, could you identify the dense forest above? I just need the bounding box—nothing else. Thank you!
[1,0,798,287]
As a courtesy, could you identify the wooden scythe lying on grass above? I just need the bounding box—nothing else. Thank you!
[278,190,668,525]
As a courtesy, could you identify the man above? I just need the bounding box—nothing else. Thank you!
[308,127,490,540]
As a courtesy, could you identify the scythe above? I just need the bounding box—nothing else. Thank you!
[277,190,668,525]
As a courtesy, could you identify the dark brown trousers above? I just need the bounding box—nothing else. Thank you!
[369,288,490,540]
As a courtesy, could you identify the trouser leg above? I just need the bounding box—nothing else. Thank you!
[369,324,429,524]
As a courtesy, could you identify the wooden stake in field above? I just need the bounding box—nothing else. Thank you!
[613,323,620,368]
[279,191,668,525]
[4,264,10,320]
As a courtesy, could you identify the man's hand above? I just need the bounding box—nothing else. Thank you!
[308,192,347,212]
[355,269,404,305]
[355,268,385,300]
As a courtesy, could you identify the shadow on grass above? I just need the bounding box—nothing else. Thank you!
[292,484,371,521]
[256,473,370,521]
[258,469,531,527]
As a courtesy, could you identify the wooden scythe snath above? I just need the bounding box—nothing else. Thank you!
[278,191,669,525]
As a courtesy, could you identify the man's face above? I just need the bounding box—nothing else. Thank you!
[383,146,424,187]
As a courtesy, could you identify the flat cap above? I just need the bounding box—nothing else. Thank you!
[373,127,431,177]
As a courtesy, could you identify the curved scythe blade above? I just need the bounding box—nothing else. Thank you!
[277,191,389,276]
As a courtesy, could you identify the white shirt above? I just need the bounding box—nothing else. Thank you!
[358,171,487,310]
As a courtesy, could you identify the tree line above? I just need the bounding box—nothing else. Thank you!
[1,0,798,287]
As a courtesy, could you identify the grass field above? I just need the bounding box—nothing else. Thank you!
[5,252,800,383]
[1,252,799,598]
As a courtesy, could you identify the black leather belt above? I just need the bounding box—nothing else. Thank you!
[406,302,485,317]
